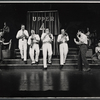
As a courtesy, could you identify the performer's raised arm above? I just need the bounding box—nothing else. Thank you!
[41,28,53,70]
[74,29,91,72]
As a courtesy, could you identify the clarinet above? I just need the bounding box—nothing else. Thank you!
[64,33,68,36]
[60,32,67,42]
[30,35,35,48]
[48,33,52,39]
[22,30,25,41]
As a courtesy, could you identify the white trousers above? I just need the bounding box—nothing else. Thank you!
[29,44,40,63]
[19,40,27,61]
[42,43,52,68]
[59,43,68,65]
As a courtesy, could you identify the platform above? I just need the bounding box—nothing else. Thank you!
[0,48,99,69]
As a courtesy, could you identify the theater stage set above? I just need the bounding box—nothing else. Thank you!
[0,4,100,97]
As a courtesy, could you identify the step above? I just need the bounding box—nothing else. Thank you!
[15,48,78,53]
[15,51,78,56]
[0,63,100,68]
[0,63,78,69]
[15,55,92,59]
[15,54,79,57]
[15,48,78,52]
[15,48,78,51]
[2,58,93,64]
[15,53,79,58]
[2,58,93,61]
[0,64,77,69]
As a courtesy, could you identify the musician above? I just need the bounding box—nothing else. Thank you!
[86,27,91,47]
[74,29,91,72]
[16,25,29,64]
[41,28,53,70]
[0,30,4,62]
[57,29,69,69]
[3,22,10,33]
[2,22,10,42]
[92,40,100,62]
[28,30,40,65]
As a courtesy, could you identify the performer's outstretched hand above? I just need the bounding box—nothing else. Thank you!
[74,38,76,43]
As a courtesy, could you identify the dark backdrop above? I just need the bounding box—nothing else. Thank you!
[0,3,100,49]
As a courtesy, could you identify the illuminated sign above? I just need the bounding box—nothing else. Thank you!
[33,17,54,21]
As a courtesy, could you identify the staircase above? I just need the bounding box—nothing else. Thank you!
[0,48,99,69]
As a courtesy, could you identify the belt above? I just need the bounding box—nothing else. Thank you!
[80,44,87,46]
[21,38,26,41]
[59,41,67,45]
[31,42,39,45]
[79,44,88,47]
[30,42,39,48]
[43,41,52,44]
[33,42,39,44]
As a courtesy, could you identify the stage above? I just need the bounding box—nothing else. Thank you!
[0,3,100,98]
[0,68,100,97]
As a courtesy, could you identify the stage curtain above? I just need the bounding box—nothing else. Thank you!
[27,11,60,56]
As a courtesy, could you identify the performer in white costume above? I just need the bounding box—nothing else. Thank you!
[41,28,53,70]
[16,25,29,64]
[28,30,40,65]
[57,29,69,69]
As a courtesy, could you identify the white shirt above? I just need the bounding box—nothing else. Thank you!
[57,34,69,43]
[16,29,29,40]
[28,34,40,45]
[78,32,88,45]
[41,33,53,43]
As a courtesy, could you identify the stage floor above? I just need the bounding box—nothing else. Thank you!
[0,68,100,97]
